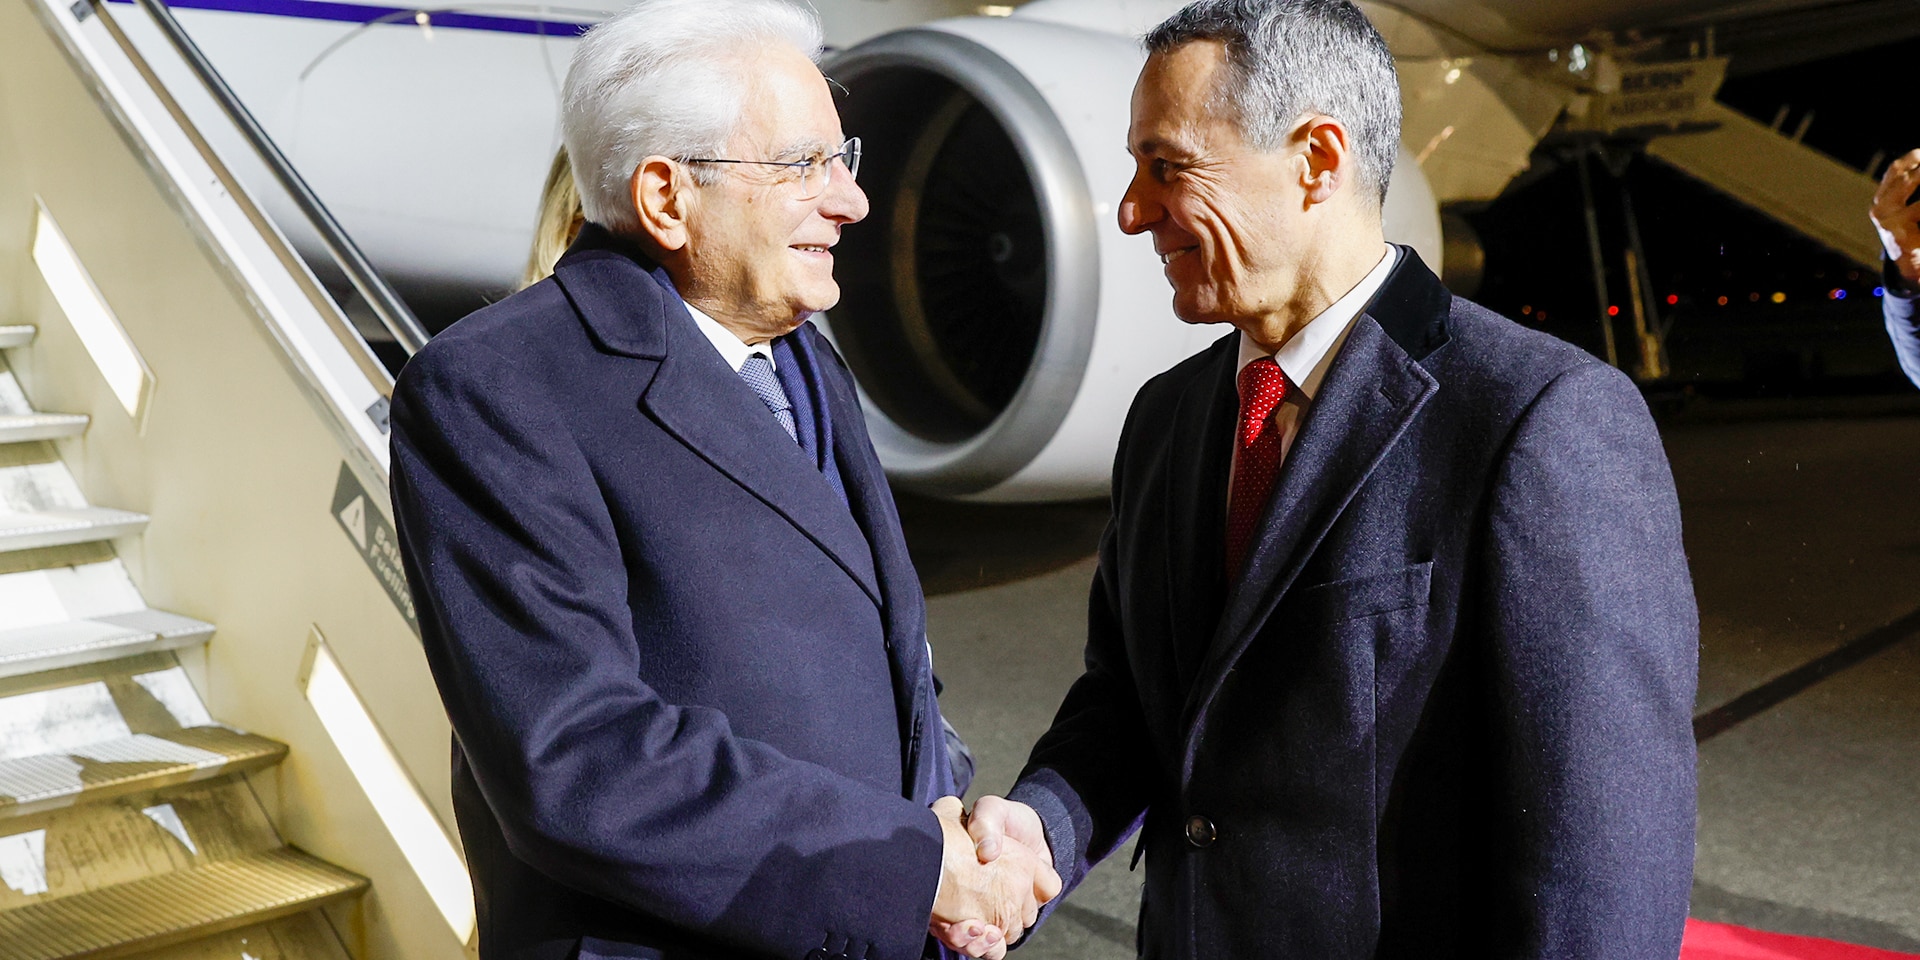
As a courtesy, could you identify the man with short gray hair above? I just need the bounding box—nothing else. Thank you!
[957,1,1699,956]
[391,2,1057,958]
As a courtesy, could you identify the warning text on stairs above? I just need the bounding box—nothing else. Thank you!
[332,464,418,637]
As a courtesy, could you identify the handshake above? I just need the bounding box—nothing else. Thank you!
[928,795,1062,959]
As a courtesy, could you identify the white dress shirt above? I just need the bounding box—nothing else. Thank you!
[685,302,774,373]
[1229,244,1400,489]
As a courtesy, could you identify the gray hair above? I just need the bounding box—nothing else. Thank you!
[561,0,824,235]
[1144,0,1400,205]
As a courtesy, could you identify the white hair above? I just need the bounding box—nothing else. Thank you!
[1145,0,1401,205]
[561,0,824,235]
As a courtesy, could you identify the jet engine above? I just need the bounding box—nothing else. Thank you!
[823,5,1442,501]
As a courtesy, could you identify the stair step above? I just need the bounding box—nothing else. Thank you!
[0,507,147,554]
[0,414,89,445]
[0,326,32,350]
[0,727,287,819]
[0,848,368,960]
[0,609,215,680]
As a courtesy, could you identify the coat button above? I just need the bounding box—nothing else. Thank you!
[1185,814,1216,848]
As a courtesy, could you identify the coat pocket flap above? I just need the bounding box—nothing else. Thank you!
[1288,561,1434,625]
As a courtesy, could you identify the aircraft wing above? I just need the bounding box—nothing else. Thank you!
[1387,0,1918,70]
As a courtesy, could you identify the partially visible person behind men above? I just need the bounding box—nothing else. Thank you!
[1874,149,1920,384]
[389,2,1057,958]
[954,1,1699,957]
[520,146,586,289]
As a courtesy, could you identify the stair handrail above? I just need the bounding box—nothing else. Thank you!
[116,0,432,359]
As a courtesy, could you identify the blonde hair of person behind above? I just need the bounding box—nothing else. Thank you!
[522,147,586,289]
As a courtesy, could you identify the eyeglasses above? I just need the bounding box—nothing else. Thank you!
[680,138,862,201]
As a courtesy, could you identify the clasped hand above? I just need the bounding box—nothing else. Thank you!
[928,795,1060,959]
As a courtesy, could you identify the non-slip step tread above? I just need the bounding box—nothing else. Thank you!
[0,727,287,817]
[0,507,148,554]
[0,414,89,444]
[0,610,216,680]
[0,848,367,960]
[0,326,33,349]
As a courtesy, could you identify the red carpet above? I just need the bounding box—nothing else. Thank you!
[1684,919,1920,960]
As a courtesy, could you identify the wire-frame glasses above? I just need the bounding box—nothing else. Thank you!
[680,137,862,201]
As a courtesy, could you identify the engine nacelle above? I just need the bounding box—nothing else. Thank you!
[823,13,1441,501]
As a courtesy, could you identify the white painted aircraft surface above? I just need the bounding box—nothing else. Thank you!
[107,0,1908,498]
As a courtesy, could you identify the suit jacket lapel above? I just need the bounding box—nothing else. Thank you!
[552,228,881,606]
[811,325,941,792]
[1179,251,1451,767]
[1161,337,1239,687]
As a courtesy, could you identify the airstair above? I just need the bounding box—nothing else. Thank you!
[1648,101,1884,267]
[0,329,365,959]
[0,0,464,956]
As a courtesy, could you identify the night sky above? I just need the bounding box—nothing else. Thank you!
[1465,36,1920,396]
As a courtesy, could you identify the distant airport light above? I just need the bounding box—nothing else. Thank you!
[1831,289,1847,301]
[301,631,476,943]
[1521,304,1533,315]
[1771,292,1787,304]
[1875,287,1887,298]
[1607,305,1620,317]
[1666,294,1680,306]
[30,200,154,421]
[1717,296,1729,306]
[1749,293,1761,302]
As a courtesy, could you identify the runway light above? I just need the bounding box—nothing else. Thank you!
[1607,305,1620,317]
[31,200,154,421]
[301,630,475,943]
[1717,296,1729,306]
[1666,294,1679,305]
[1771,292,1787,304]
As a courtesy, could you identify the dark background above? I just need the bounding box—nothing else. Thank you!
[1464,36,1920,399]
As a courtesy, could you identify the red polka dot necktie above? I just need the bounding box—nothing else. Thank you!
[1225,357,1290,580]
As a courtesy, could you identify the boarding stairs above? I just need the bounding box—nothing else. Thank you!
[0,329,364,960]
[1648,101,1885,267]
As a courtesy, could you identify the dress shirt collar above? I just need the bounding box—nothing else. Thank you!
[684,301,775,373]
[1236,243,1400,400]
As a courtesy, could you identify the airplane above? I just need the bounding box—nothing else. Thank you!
[0,3,1907,959]
[105,0,1909,500]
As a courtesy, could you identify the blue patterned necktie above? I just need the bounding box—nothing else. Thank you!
[738,354,799,444]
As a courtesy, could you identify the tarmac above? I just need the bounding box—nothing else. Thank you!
[904,406,1920,958]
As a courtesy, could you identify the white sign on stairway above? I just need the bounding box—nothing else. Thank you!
[331,464,419,637]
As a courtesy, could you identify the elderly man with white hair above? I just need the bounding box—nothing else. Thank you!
[388,2,1058,958]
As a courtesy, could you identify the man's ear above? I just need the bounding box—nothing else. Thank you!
[1296,115,1352,206]
[631,156,693,252]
